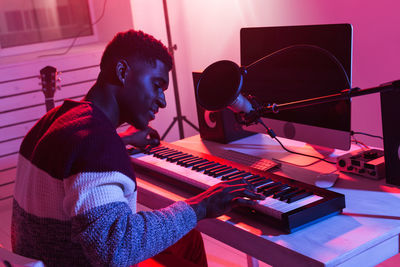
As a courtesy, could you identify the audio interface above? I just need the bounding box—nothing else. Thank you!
[336,148,385,179]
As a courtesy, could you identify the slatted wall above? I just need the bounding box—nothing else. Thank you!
[0,50,104,202]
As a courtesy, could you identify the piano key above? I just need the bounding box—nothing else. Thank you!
[250,178,272,188]
[177,156,198,165]
[280,189,305,201]
[287,191,313,203]
[224,171,252,180]
[154,150,181,159]
[200,163,223,172]
[182,158,208,167]
[196,162,220,172]
[258,182,281,192]
[221,170,246,180]
[262,184,287,197]
[256,194,323,219]
[245,175,261,182]
[132,154,220,189]
[167,154,192,162]
[212,167,238,178]
[274,187,298,199]
[192,160,213,169]
[148,146,169,153]
[204,165,228,175]
[153,148,176,156]
[272,185,292,198]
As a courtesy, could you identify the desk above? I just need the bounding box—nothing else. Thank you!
[133,134,400,267]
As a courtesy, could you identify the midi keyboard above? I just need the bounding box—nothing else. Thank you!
[130,142,345,232]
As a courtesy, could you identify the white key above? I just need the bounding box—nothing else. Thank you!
[131,154,221,190]
[256,195,322,219]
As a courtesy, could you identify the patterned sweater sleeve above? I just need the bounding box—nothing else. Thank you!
[64,171,197,267]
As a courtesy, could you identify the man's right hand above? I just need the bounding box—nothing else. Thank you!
[185,177,266,221]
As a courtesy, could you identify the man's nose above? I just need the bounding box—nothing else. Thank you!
[157,90,166,108]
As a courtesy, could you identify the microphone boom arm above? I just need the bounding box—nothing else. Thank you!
[240,80,400,126]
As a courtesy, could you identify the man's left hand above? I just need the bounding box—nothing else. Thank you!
[119,126,160,151]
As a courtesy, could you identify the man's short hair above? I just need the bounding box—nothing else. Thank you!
[100,30,173,84]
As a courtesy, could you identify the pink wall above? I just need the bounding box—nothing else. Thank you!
[132,0,400,147]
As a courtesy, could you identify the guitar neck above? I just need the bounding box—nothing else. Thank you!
[45,98,55,112]
[40,65,58,113]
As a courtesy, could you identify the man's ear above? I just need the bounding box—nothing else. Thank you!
[116,59,129,85]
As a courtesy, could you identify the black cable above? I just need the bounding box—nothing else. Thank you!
[351,131,383,140]
[273,136,337,165]
[39,0,108,58]
[257,119,336,165]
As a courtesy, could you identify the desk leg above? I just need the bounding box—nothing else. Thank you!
[246,255,259,267]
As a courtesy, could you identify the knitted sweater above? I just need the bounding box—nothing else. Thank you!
[11,100,197,267]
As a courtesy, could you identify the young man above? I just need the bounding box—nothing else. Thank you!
[12,30,264,266]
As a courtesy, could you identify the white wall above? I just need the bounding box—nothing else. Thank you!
[131,0,400,147]
[0,0,134,199]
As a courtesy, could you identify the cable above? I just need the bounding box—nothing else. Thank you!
[273,137,336,165]
[39,0,108,58]
[257,119,337,165]
[351,136,370,149]
[351,131,383,140]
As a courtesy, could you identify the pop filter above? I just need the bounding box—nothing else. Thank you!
[196,60,246,111]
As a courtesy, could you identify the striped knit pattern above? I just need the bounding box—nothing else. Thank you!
[12,100,197,267]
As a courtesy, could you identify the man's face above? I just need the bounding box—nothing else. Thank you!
[118,59,169,129]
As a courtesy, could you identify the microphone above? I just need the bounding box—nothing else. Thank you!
[195,60,254,113]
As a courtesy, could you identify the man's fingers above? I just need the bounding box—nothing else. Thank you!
[229,188,265,201]
[222,177,257,192]
[233,198,258,207]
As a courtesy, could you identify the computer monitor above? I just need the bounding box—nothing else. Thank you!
[240,24,353,150]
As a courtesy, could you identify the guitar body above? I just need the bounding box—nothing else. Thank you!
[40,66,58,112]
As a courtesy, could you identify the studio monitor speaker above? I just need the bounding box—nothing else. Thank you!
[192,72,255,143]
[381,89,400,185]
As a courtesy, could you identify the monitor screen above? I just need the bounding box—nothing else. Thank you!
[240,24,353,150]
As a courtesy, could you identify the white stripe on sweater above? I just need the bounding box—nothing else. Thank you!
[14,155,137,220]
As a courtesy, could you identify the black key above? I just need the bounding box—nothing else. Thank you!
[245,175,261,182]
[196,163,219,172]
[153,148,174,155]
[223,171,252,181]
[230,172,252,179]
[278,188,301,201]
[192,160,213,169]
[149,146,168,154]
[167,154,191,162]
[192,161,213,170]
[204,165,226,175]
[158,151,182,159]
[251,178,273,188]
[221,170,246,180]
[154,150,178,158]
[208,166,231,175]
[272,185,292,198]
[287,191,313,203]
[177,156,197,165]
[262,184,286,196]
[258,181,281,192]
[213,167,237,178]
[165,152,184,160]
[184,159,208,167]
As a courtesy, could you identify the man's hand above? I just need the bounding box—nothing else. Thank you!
[119,126,160,151]
[185,177,266,221]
